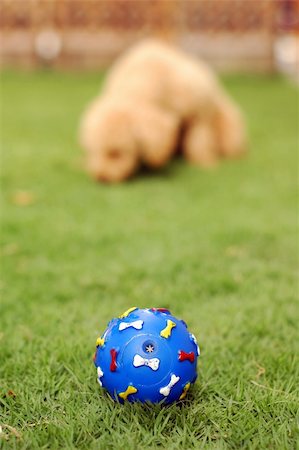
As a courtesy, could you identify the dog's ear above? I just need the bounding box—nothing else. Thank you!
[213,93,248,158]
[133,106,179,168]
[79,99,102,152]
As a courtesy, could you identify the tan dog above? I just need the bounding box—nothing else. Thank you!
[80,39,247,182]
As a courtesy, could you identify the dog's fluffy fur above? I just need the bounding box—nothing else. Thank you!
[80,39,247,182]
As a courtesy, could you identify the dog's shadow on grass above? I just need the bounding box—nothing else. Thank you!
[132,156,186,183]
[99,378,201,406]
[96,384,210,443]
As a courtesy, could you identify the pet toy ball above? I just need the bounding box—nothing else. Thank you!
[93,307,200,404]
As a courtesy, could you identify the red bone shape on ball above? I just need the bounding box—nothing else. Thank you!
[151,308,170,313]
[110,349,118,372]
[178,350,195,363]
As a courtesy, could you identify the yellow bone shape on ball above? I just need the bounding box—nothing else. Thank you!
[160,319,176,339]
[96,336,105,347]
[119,306,137,319]
[179,382,191,400]
[118,385,138,401]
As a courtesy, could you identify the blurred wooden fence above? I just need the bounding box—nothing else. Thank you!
[0,0,298,72]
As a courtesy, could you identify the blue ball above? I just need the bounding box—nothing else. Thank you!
[93,307,200,404]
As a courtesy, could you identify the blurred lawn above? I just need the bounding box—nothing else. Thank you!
[0,71,298,449]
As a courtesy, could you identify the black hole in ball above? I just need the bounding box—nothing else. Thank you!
[143,340,155,353]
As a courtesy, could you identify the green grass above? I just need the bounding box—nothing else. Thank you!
[0,70,298,449]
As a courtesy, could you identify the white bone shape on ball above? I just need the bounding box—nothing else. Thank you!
[190,333,200,356]
[133,354,160,371]
[97,366,104,386]
[159,374,180,397]
[119,320,144,331]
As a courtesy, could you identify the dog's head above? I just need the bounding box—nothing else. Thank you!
[80,98,179,182]
[79,99,139,182]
